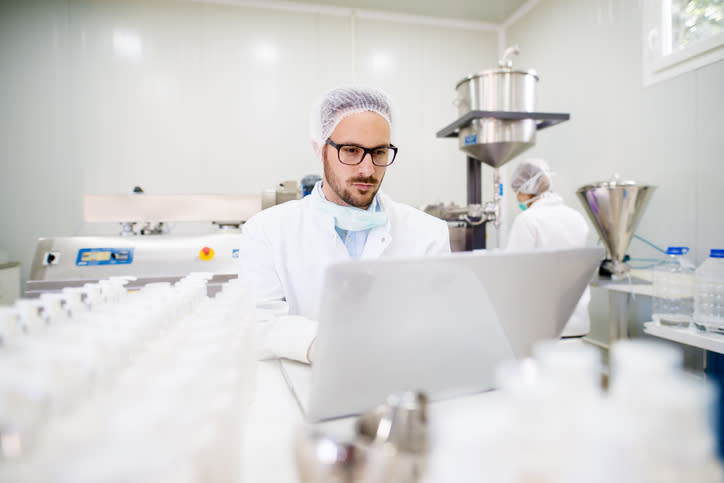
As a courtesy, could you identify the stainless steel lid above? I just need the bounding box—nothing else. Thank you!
[577,179,648,191]
[455,68,539,89]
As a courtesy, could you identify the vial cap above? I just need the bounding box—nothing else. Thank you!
[710,249,724,258]
[666,246,689,255]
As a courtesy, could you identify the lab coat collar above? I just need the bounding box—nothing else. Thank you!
[362,190,392,258]
[303,183,392,258]
[529,191,563,208]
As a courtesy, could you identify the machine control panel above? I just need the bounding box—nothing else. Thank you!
[76,248,134,266]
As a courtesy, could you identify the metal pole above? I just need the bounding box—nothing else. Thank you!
[608,291,631,342]
[467,156,481,205]
[467,156,485,250]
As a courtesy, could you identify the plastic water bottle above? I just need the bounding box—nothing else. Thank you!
[652,246,695,328]
[694,249,724,332]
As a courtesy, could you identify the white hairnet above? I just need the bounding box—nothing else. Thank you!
[309,85,394,156]
[510,158,554,195]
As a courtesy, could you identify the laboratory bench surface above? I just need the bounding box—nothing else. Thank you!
[644,322,724,355]
[241,359,503,483]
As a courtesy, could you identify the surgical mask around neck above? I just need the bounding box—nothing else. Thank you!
[312,183,388,231]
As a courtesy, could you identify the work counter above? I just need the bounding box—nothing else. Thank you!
[239,346,724,483]
[241,359,504,483]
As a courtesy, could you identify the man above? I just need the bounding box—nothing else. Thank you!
[507,158,591,337]
[238,86,451,363]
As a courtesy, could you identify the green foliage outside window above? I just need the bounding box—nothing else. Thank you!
[671,0,723,50]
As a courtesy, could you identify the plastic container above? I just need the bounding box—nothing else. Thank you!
[652,246,695,327]
[694,249,724,332]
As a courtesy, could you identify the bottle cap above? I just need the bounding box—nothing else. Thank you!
[666,246,689,255]
[710,249,724,258]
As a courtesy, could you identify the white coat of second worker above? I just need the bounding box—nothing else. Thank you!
[507,191,591,337]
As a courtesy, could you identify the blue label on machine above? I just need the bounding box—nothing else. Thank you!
[232,249,240,259]
[76,248,134,266]
[464,134,477,145]
[499,183,503,196]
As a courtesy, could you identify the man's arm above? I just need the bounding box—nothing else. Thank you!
[238,217,317,363]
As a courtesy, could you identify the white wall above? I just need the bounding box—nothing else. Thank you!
[505,0,724,264]
[0,0,499,283]
[505,0,724,343]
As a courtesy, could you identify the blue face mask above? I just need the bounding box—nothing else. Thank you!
[311,182,388,231]
[314,201,388,231]
[517,193,542,211]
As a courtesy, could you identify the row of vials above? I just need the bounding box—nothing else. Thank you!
[0,274,256,483]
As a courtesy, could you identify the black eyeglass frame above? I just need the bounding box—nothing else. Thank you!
[325,139,398,167]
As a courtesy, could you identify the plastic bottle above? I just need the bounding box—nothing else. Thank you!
[652,246,695,328]
[694,249,724,332]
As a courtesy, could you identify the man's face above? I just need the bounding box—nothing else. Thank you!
[321,111,390,209]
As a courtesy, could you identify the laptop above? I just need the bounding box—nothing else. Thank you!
[280,247,604,421]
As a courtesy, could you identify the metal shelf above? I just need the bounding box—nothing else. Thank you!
[436,110,571,138]
[644,322,724,355]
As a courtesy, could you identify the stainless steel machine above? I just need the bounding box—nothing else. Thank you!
[26,193,263,297]
[25,179,316,297]
[434,46,570,250]
[26,233,245,297]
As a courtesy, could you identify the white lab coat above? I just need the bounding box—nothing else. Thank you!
[507,192,591,337]
[238,188,451,362]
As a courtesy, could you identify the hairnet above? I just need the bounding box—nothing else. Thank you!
[309,85,394,156]
[510,158,554,195]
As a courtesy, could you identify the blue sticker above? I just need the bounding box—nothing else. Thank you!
[499,183,503,196]
[232,249,240,259]
[76,248,134,266]
[464,134,477,145]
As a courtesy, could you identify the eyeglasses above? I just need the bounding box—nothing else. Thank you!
[325,139,398,167]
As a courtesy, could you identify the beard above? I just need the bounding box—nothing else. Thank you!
[322,150,384,209]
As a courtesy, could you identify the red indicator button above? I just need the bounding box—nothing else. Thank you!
[199,246,215,261]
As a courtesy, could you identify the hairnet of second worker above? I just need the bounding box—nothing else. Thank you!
[511,158,554,195]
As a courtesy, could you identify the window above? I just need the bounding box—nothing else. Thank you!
[643,0,724,86]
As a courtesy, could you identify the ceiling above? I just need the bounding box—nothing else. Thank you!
[283,0,531,24]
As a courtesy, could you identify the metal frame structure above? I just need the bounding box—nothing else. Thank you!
[436,110,570,139]
[437,110,570,250]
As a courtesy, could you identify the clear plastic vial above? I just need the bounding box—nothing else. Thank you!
[694,249,724,333]
[652,246,695,328]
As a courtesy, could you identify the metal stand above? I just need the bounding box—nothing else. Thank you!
[436,110,570,139]
[436,110,570,252]
[608,291,631,341]
[467,156,486,250]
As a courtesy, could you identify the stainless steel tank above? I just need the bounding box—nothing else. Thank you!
[454,47,539,168]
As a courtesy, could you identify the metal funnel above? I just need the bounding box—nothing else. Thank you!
[458,118,537,168]
[576,179,656,278]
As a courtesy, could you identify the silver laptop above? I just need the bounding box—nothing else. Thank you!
[281,247,604,421]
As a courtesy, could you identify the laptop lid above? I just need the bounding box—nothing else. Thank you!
[291,247,603,421]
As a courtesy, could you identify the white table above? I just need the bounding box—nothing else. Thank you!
[242,360,305,483]
[240,360,503,483]
[644,322,724,355]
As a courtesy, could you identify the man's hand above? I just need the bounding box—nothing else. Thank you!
[253,314,318,364]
